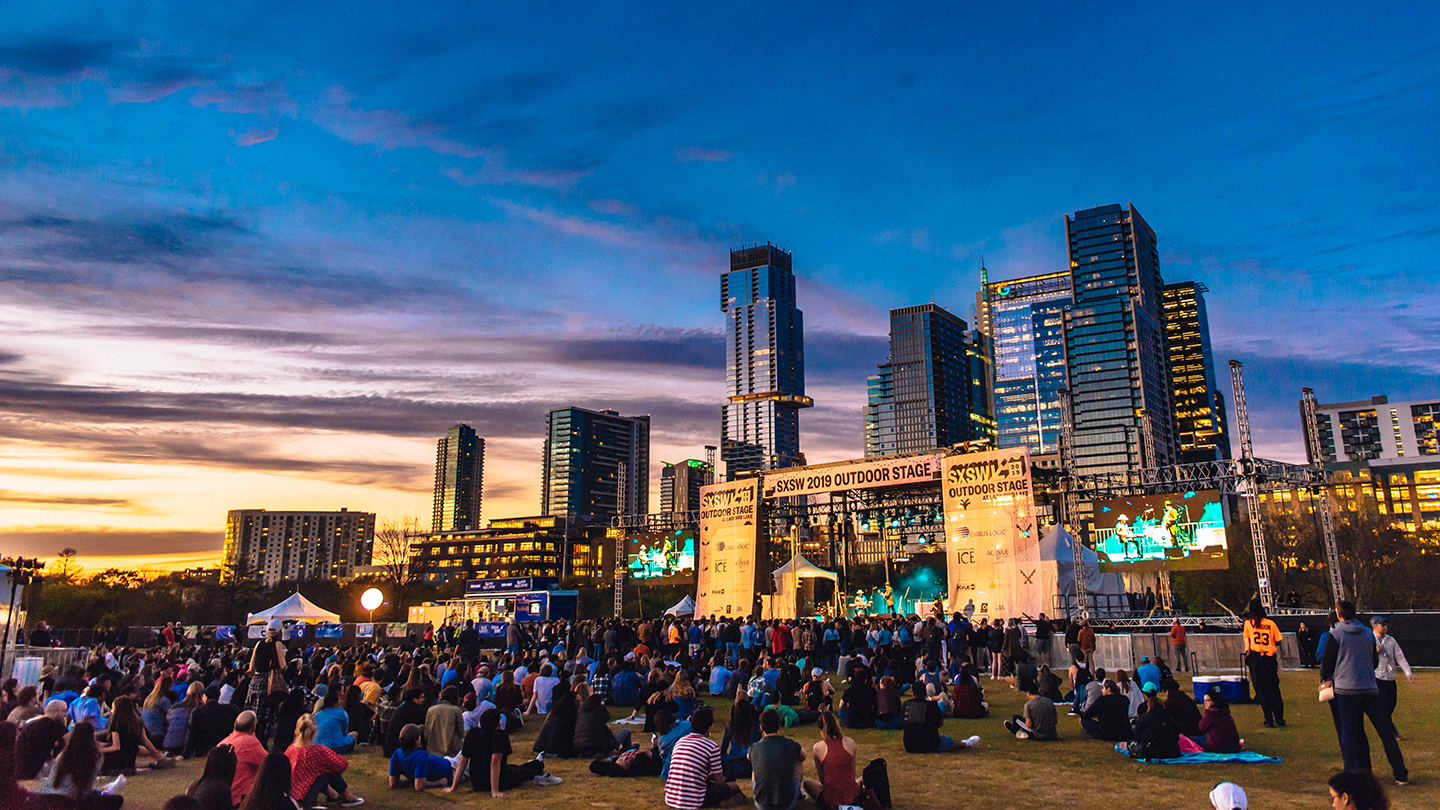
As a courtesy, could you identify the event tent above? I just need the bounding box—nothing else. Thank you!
[766,555,839,619]
[1037,525,1125,610]
[246,592,341,625]
[664,595,696,616]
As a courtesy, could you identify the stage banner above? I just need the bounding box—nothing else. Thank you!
[355,623,374,638]
[695,478,760,618]
[761,454,942,499]
[942,447,1038,622]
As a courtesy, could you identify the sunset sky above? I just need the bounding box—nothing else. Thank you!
[2,4,1438,573]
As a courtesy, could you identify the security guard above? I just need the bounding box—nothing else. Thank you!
[1243,598,1286,727]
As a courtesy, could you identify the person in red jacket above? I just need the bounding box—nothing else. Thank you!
[1169,619,1188,672]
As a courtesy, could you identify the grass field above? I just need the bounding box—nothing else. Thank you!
[63,670,1439,809]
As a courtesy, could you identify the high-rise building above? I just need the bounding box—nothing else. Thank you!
[661,459,713,513]
[432,424,484,532]
[721,243,812,477]
[1162,282,1231,463]
[1064,203,1177,474]
[1298,393,1440,532]
[416,514,613,583]
[223,508,375,588]
[542,406,650,521]
[976,269,1072,456]
[864,303,983,457]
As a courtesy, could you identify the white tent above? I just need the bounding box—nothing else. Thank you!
[1038,525,1125,614]
[246,592,341,625]
[664,595,696,616]
[766,555,839,620]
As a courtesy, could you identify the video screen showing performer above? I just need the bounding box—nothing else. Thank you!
[1092,490,1229,572]
[626,530,697,582]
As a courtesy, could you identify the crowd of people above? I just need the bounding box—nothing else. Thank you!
[0,598,1416,809]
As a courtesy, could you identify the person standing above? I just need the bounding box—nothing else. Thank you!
[1031,614,1053,667]
[1169,619,1188,672]
[1369,616,1413,736]
[1242,599,1285,727]
[1078,619,1096,664]
[1321,600,1407,785]
[749,709,805,810]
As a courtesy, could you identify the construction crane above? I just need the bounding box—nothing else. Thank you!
[1057,388,1088,619]
[1229,360,1275,610]
[1302,388,1347,603]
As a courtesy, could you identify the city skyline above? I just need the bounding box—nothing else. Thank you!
[2,5,1438,569]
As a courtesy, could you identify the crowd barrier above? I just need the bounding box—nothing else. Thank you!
[2,647,90,683]
[1028,631,1300,673]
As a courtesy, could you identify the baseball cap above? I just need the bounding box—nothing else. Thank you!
[811,668,823,678]
[399,723,423,744]
[1141,682,1158,695]
[1140,656,1150,663]
[1209,782,1247,810]
[1369,615,1388,626]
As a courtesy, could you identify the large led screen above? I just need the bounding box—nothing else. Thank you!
[1092,490,1229,572]
[626,530,697,583]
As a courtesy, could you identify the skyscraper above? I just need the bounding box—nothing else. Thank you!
[542,406,650,521]
[223,508,375,588]
[977,269,1072,456]
[661,459,713,513]
[721,243,812,477]
[1064,203,1177,474]
[1162,281,1231,463]
[432,424,484,532]
[864,303,983,457]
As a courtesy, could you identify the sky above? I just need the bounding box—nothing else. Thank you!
[2,3,1438,572]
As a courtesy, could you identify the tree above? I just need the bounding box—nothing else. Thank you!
[370,515,429,620]
[49,548,82,585]
[91,569,144,589]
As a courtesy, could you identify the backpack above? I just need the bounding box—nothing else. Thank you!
[862,757,891,809]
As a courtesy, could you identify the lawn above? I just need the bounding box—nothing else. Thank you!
[77,670,1439,809]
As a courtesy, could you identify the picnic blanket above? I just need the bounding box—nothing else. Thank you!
[1113,743,1280,764]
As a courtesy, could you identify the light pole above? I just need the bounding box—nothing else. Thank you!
[361,588,384,624]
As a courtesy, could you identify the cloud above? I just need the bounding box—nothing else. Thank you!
[189,80,296,117]
[674,146,733,162]
[439,161,589,190]
[313,85,488,158]
[0,526,222,558]
[0,490,135,509]
[236,127,278,146]
[587,198,638,216]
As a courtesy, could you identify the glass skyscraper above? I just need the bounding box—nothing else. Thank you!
[542,407,650,520]
[864,303,983,457]
[1064,203,1177,474]
[721,244,812,477]
[432,424,484,532]
[977,270,1072,456]
[1162,281,1231,462]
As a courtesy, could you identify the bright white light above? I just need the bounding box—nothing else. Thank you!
[361,588,384,611]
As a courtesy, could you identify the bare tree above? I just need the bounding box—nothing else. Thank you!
[49,548,83,585]
[370,515,429,620]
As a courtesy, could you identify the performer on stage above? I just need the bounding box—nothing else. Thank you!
[883,583,896,615]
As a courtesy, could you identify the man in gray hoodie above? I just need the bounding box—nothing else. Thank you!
[1320,600,1408,785]
[1370,616,1413,735]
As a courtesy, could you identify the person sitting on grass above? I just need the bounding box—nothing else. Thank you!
[874,676,903,730]
[446,708,557,797]
[838,670,878,729]
[1121,684,1180,760]
[719,698,759,779]
[663,706,743,810]
[1004,680,1057,741]
[314,689,360,755]
[1163,681,1203,738]
[901,686,980,754]
[749,708,805,810]
[801,669,834,712]
[1079,680,1131,742]
[951,662,988,719]
[186,744,238,810]
[388,723,455,791]
[235,752,300,810]
[286,713,364,808]
[1327,770,1391,810]
[802,710,863,810]
[1191,691,1243,754]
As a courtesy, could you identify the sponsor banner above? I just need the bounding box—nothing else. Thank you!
[355,623,374,638]
[942,447,1038,622]
[247,624,267,639]
[385,622,411,637]
[316,623,343,638]
[762,454,942,499]
[215,626,235,640]
[695,478,760,618]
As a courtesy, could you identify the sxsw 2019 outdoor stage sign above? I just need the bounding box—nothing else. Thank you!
[761,454,942,499]
[695,478,760,617]
[943,447,1042,622]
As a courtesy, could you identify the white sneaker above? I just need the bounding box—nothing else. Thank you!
[101,774,127,795]
[1014,731,1029,740]
[534,774,563,786]
[965,735,982,748]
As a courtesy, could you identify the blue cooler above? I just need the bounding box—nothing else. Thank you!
[1193,676,1220,702]
[1219,675,1249,703]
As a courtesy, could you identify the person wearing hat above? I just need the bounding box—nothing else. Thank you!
[1135,656,1161,691]
[1370,616,1413,736]
[801,669,834,712]
[1242,599,1285,727]
[1123,682,1180,760]
[1209,782,1247,810]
